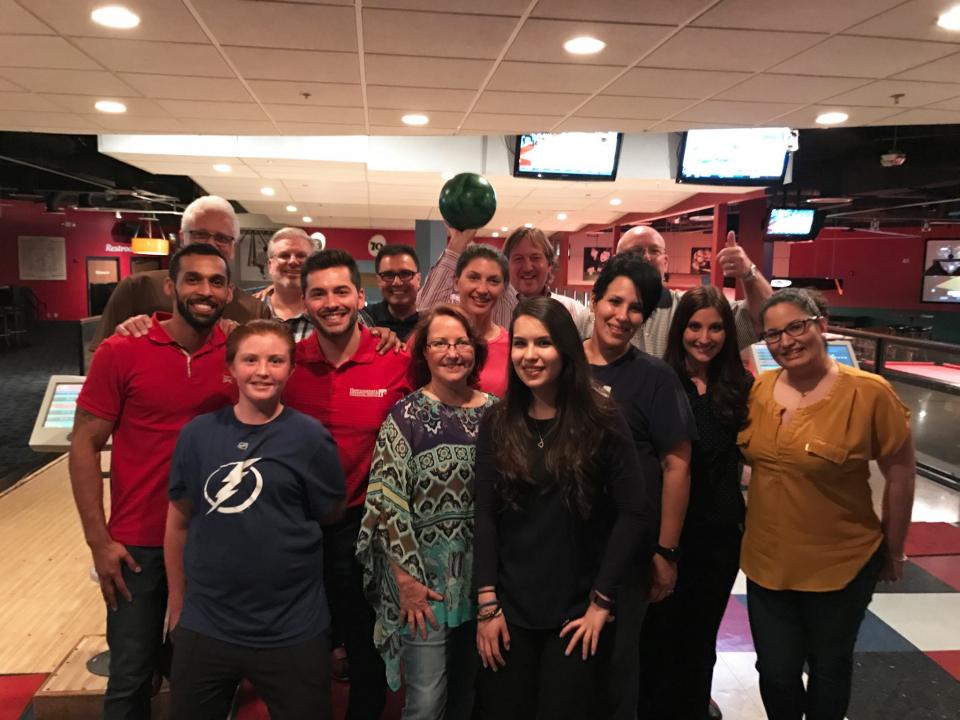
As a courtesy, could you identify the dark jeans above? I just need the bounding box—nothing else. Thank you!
[746,549,882,720]
[476,621,612,720]
[104,545,168,720]
[637,522,741,720]
[169,626,331,720]
[324,505,386,720]
[601,571,650,720]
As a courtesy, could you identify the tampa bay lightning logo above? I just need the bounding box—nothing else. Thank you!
[203,458,263,515]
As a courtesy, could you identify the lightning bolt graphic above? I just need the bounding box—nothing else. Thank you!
[207,458,261,515]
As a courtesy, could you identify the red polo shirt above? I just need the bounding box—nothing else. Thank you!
[77,315,236,547]
[284,327,412,508]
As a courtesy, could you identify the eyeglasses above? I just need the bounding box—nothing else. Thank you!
[186,229,236,246]
[426,339,474,354]
[761,316,821,344]
[378,270,418,283]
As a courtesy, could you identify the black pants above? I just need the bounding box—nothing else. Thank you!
[170,627,331,720]
[746,550,881,720]
[323,505,386,720]
[104,545,167,720]
[601,570,650,720]
[476,621,612,720]
[636,523,741,720]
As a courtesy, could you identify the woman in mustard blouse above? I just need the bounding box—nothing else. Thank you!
[738,289,915,720]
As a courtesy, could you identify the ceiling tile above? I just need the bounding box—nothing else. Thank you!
[364,1,529,16]
[556,117,656,132]
[506,19,672,66]
[0,77,21,91]
[73,38,232,76]
[673,99,803,123]
[0,109,100,129]
[460,113,563,131]
[246,80,362,106]
[692,0,903,32]
[640,28,825,72]
[17,0,209,42]
[368,125,456,135]
[0,92,63,112]
[227,47,360,83]
[363,9,517,59]
[265,104,365,123]
[772,36,957,78]
[0,68,139,96]
[474,90,589,115]
[93,115,190,132]
[577,95,692,120]
[193,0,357,51]
[715,74,869,103]
[605,67,750,98]
[532,0,713,24]
[184,119,279,134]
[775,104,901,128]
[365,55,491,89]
[272,122,362,134]
[367,86,475,112]
[870,107,960,125]
[157,99,268,120]
[0,35,100,69]
[926,96,960,111]
[488,61,620,93]
[0,0,55,33]
[368,108,463,128]
[823,79,960,108]
[44,94,171,115]
[119,73,252,102]
[894,53,960,83]
[847,0,960,42]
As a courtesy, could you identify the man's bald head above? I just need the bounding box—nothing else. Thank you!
[179,195,240,261]
[617,225,668,278]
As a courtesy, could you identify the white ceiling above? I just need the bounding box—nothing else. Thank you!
[4,0,960,231]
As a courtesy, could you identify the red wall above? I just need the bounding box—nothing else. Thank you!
[0,200,137,320]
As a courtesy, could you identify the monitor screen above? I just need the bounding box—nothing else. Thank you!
[44,382,83,428]
[677,127,792,186]
[766,208,818,238]
[921,240,960,304]
[513,132,623,181]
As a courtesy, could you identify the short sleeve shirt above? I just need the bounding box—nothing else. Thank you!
[738,364,911,591]
[169,406,345,646]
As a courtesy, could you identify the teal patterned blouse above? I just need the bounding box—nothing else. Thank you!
[356,389,496,691]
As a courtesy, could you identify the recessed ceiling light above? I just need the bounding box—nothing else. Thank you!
[260,186,275,196]
[500,226,509,232]
[937,6,960,30]
[302,216,312,223]
[212,163,231,173]
[556,212,568,221]
[286,205,298,212]
[609,197,622,206]
[815,111,848,125]
[440,171,455,180]
[91,5,140,29]
[524,222,534,228]
[402,113,429,126]
[492,232,500,238]
[94,100,126,114]
[564,36,606,55]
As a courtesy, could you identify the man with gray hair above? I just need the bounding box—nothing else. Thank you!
[90,195,270,350]
[254,227,319,341]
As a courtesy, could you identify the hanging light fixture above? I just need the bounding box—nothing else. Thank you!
[131,216,169,255]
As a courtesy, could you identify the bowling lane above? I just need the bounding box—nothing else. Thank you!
[888,379,960,477]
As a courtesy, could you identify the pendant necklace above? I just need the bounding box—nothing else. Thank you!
[537,431,545,449]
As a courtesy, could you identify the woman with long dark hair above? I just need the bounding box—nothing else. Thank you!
[648,286,754,719]
[473,296,654,720]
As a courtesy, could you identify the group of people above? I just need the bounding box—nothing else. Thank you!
[69,194,915,720]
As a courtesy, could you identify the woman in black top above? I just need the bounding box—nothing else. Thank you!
[655,286,753,719]
[473,296,654,720]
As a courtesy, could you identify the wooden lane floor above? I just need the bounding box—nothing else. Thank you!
[0,454,107,674]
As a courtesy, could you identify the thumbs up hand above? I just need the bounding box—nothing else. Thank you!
[716,230,753,279]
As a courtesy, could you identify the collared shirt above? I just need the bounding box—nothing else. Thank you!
[77,315,237,546]
[359,300,419,342]
[259,286,314,342]
[738,364,911,592]
[283,327,413,508]
[576,287,758,359]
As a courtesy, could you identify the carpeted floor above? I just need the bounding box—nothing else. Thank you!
[0,322,79,491]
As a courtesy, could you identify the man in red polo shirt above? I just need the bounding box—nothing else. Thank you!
[284,249,411,720]
[69,244,237,719]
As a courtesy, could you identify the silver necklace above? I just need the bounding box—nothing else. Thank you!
[537,431,545,449]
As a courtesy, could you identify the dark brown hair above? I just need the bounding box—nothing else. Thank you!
[408,304,487,389]
[225,319,296,364]
[488,296,620,518]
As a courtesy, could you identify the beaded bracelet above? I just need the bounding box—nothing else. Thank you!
[477,607,503,623]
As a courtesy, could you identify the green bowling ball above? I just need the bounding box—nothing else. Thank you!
[438,173,497,231]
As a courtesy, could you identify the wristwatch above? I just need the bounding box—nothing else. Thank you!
[655,544,680,563]
[589,589,615,611]
[742,263,759,282]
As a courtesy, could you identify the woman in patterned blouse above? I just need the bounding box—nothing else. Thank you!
[357,303,497,719]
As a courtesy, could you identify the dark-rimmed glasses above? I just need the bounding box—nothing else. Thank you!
[761,316,821,344]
